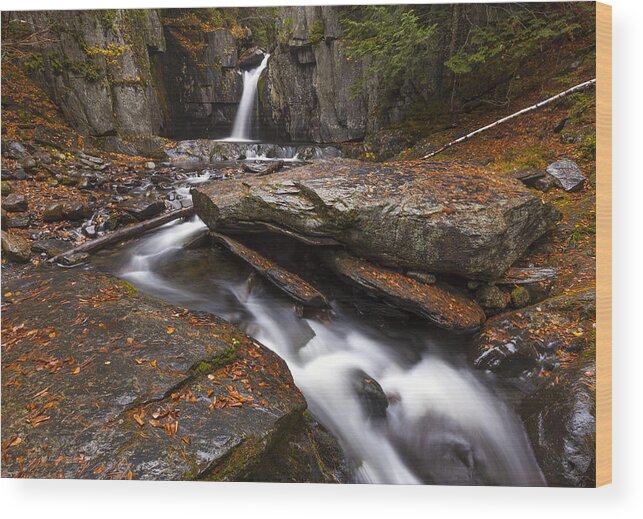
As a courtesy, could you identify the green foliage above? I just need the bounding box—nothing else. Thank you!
[308,20,325,44]
[278,17,294,45]
[47,51,101,82]
[342,6,437,103]
[445,8,581,75]
[23,54,44,73]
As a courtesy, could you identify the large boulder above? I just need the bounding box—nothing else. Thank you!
[1,268,341,481]
[192,159,560,280]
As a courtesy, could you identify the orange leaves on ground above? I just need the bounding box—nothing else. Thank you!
[132,408,146,427]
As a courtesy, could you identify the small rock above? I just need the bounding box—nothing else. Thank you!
[2,139,28,160]
[467,280,481,290]
[532,175,556,192]
[5,213,30,229]
[1,230,31,262]
[119,197,164,220]
[406,271,437,285]
[145,161,156,170]
[31,238,72,257]
[43,203,65,222]
[510,286,531,308]
[21,156,37,171]
[63,201,92,221]
[352,370,389,420]
[2,193,28,212]
[13,167,27,180]
[546,159,586,192]
[476,285,510,315]
[58,252,90,266]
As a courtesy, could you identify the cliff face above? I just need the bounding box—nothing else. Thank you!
[8,8,381,146]
[11,10,166,141]
[158,22,242,139]
[4,7,472,147]
[261,6,371,143]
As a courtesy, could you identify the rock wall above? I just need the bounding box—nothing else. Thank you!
[261,6,371,143]
[158,23,242,139]
[9,10,166,141]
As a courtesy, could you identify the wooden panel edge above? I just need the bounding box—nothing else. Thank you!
[595,0,612,488]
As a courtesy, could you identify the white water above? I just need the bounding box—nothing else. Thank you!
[223,54,270,142]
[104,204,545,485]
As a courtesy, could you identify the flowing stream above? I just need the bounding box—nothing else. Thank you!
[224,54,270,142]
[93,175,546,486]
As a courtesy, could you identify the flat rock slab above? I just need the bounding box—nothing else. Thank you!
[326,251,486,332]
[1,268,308,480]
[192,159,560,280]
[212,232,328,308]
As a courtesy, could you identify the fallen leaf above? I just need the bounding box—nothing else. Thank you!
[166,327,175,335]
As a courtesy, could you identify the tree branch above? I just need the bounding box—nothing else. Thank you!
[422,78,596,160]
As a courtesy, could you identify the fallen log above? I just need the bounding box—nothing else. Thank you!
[211,232,328,308]
[50,206,194,263]
[422,78,596,159]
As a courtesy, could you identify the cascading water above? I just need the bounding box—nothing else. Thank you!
[93,178,545,486]
[224,54,270,142]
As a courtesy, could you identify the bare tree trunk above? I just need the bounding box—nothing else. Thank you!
[423,78,596,160]
[50,207,194,263]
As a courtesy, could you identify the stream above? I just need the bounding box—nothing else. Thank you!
[92,172,546,486]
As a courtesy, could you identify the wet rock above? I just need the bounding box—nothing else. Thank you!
[352,370,388,419]
[119,197,165,220]
[192,159,560,280]
[42,203,65,222]
[58,252,90,266]
[521,359,596,487]
[5,213,31,229]
[510,286,531,308]
[1,269,317,481]
[63,201,93,221]
[31,238,72,258]
[238,47,265,70]
[475,285,510,315]
[1,230,31,262]
[473,288,595,373]
[406,271,437,285]
[326,251,485,332]
[546,159,586,192]
[2,193,28,212]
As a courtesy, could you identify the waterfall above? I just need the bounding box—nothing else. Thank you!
[226,53,270,142]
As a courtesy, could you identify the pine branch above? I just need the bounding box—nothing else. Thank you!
[422,78,597,160]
